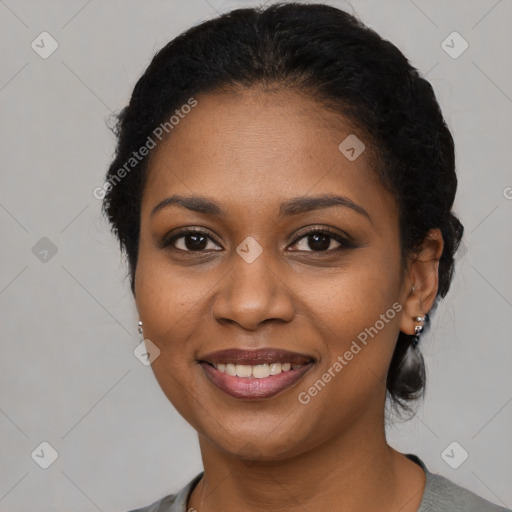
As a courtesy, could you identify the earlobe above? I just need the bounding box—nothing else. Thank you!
[399,285,426,336]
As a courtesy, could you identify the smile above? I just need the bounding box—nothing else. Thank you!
[199,348,315,400]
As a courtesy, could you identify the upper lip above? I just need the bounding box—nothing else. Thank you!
[199,348,315,366]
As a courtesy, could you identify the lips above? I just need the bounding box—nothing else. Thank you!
[199,348,315,400]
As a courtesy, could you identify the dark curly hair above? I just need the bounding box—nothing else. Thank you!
[101,2,463,417]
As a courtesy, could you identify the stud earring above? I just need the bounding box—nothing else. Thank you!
[411,314,426,348]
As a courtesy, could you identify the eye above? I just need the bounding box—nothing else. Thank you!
[288,227,350,252]
[164,228,222,252]
[162,226,353,253]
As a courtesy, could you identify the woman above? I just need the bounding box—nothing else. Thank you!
[102,3,509,511]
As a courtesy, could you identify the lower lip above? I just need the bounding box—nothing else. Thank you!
[200,362,313,400]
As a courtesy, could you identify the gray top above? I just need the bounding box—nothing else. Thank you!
[127,454,511,511]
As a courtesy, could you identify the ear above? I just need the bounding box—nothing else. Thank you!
[399,228,444,336]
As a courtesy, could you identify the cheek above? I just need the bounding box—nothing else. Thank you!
[303,248,402,337]
[291,290,402,444]
[135,257,209,424]
[301,249,403,394]
[135,243,212,347]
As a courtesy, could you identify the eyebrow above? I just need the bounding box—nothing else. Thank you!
[150,193,370,222]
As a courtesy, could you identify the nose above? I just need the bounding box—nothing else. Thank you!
[211,247,295,330]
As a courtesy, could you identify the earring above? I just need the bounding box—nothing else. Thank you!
[411,314,425,348]
[137,320,143,335]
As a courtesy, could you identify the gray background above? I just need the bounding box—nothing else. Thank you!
[0,0,511,510]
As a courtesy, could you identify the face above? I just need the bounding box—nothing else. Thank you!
[134,88,411,460]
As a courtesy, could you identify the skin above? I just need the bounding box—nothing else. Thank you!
[134,87,444,512]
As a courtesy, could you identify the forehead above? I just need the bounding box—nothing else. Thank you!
[142,88,392,221]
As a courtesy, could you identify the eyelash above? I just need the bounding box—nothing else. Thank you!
[162,226,354,254]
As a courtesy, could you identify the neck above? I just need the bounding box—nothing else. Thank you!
[188,405,425,512]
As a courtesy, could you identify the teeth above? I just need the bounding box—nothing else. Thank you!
[225,363,237,376]
[235,364,252,378]
[252,364,270,378]
[269,363,282,375]
[213,362,300,378]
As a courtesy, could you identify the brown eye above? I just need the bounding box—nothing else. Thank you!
[164,228,222,252]
[176,232,209,251]
[302,232,339,251]
[289,228,351,253]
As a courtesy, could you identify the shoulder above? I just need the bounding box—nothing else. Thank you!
[406,454,511,512]
[422,471,510,511]
[126,493,178,512]
[125,473,203,512]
